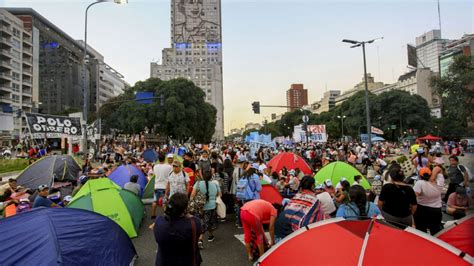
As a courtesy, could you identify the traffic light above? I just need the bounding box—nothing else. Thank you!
[252,101,260,114]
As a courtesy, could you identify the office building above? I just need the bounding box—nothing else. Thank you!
[0,8,37,145]
[286,84,308,112]
[150,0,224,140]
[335,74,384,105]
[415,30,448,73]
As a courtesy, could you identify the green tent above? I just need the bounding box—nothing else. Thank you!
[68,178,144,238]
[143,175,155,199]
[314,162,371,189]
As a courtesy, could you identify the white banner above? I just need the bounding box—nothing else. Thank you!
[371,126,384,135]
[308,125,328,143]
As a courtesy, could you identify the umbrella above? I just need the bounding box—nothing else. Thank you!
[260,184,283,205]
[314,161,371,189]
[0,208,136,265]
[267,152,312,175]
[435,214,474,257]
[257,218,473,265]
[372,136,385,142]
[68,178,144,238]
[417,134,442,141]
[142,149,158,163]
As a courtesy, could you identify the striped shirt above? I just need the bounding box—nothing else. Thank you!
[283,191,325,232]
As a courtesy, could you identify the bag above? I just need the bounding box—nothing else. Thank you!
[188,184,207,217]
[236,176,256,201]
[458,165,473,181]
[216,196,226,219]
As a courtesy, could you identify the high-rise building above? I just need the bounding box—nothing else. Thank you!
[286,84,308,112]
[0,8,37,145]
[415,30,448,73]
[150,0,224,140]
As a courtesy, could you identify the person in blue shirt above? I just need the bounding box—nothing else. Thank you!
[32,184,59,208]
[336,185,380,220]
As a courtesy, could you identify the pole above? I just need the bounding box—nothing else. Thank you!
[341,117,344,140]
[362,42,372,156]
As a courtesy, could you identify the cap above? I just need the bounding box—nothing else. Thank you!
[315,184,324,190]
[374,175,381,181]
[79,175,88,185]
[416,148,425,154]
[419,167,432,177]
[324,179,333,187]
[340,177,347,182]
[167,154,174,158]
[172,160,182,167]
[289,169,296,176]
[63,195,73,202]
[38,184,49,191]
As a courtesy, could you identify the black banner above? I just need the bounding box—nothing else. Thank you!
[26,113,82,138]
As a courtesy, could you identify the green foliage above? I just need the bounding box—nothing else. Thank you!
[431,55,474,137]
[99,78,217,143]
[0,159,29,174]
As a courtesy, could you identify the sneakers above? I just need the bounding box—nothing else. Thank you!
[198,240,204,249]
[207,235,215,242]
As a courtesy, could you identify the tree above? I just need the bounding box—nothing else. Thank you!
[99,78,217,143]
[431,55,474,137]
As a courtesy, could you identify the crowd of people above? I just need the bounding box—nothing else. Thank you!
[0,137,472,265]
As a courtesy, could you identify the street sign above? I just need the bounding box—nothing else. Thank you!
[302,115,309,123]
[391,125,397,130]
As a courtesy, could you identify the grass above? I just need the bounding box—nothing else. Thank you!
[0,158,29,174]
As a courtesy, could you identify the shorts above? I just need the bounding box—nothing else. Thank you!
[154,189,166,202]
[202,209,218,232]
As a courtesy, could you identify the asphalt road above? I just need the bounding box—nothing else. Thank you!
[132,205,251,266]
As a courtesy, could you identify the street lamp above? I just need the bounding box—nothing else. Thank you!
[342,37,383,156]
[82,0,126,154]
[337,115,346,140]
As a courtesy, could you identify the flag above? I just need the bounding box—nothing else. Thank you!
[371,126,384,135]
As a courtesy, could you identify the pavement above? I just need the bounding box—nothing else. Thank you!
[132,205,251,266]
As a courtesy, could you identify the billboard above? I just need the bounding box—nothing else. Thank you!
[308,125,328,143]
[25,113,82,139]
[407,44,417,68]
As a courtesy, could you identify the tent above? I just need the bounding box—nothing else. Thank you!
[257,218,473,265]
[143,175,155,199]
[0,207,136,265]
[314,161,371,189]
[108,164,148,195]
[260,184,283,206]
[372,136,385,142]
[417,134,442,141]
[68,178,144,238]
[435,215,474,257]
[142,149,158,163]
[16,155,81,190]
[267,152,312,175]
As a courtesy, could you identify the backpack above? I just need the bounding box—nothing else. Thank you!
[458,165,473,181]
[236,175,257,201]
[187,183,207,217]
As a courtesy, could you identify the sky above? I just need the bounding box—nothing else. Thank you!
[2,0,474,134]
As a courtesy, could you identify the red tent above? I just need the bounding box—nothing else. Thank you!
[267,152,312,175]
[436,215,474,257]
[260,185,283,206]
[417,134,442,141]
[257,218,473,265]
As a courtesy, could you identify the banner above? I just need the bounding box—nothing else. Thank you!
[87,120,100,144]
[26,113,82,139]
[371,126,384,135]
[308,125,328,143]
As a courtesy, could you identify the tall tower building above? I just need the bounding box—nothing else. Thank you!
[286,84,308,112]
[151,0,224,140]
[415,30,448,73]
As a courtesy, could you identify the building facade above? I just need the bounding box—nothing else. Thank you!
[150,0,224,140]
[0,9,37,145]
[415,30,448,74]
[286,84,308,112]
[335,74,384,105]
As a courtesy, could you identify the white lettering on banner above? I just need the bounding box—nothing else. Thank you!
[47,118,56,126]
[71,127,77,134]
[33,124,42,131]
[26,113,82,138]
[64,120,71,127]
[36,116,46,124]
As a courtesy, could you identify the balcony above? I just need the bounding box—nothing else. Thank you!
[0,61,12,69]
[0,73,12,80]
[23,36,32,44]
[22,78,32,85]
[0,95,12,103]
[22,88,32,95]
[22,59,32,66]
[22,68,32,75]
[22,47,32,55]
[0,49,12,58]
[0,85,12,92]
[0,25,13,35]
[22,99,32,105]
[0,37,12,46]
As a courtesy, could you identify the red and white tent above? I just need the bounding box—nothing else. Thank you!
[436,215,474,257]
[267,152,312,175]
[257,218,473,265]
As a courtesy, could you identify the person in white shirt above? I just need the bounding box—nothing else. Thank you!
[151,153,173,219]
[166,160,190,200]
[335,177,347,191]
[315,184,337,217]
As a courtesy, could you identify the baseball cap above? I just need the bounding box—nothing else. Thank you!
[38,184,49,191]
[419,167,432,177]
[324,179,333,187]
[340,177,347,182]
[315,184,324,190]
[63,195,73,202]
[167,154,174,159]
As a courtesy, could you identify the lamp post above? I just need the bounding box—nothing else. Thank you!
[337,115,346,140]
[342,37,383,156]
[82,0,126,155]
